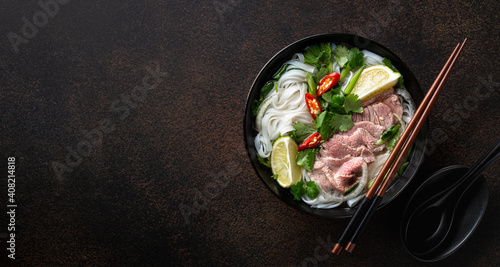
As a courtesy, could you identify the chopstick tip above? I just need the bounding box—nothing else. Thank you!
[332,244,342,255]
[345,242,356,253]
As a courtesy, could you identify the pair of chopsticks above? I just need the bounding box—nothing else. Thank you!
[332,38,468,255]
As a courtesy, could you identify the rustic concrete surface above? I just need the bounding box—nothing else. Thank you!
[0,0,498,266]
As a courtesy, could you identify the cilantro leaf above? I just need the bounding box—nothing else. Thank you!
[296,148,316,172]
[337,47,365,81]
[325,93,347,114]
[330,94,345,107]
[321,87,342,103]
[321,89,334,103]
[291,180,320,200]
[305,181,320,198]
[304,43,331,66]
[314,66,330,83]
[343,94,363,113]
[315,111,335,140]
[319,43,332,68]
[291,181,305,200]
[347,47,365,69]
[331,114,354,132]
[290,122,316,143]
[334,45,349,68]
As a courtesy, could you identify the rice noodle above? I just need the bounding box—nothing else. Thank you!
[396,88,416,124]
[254,53,313,158]
[285,60,317,73]
[362,49,385,66]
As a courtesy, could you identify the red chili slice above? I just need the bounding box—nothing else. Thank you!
[305,93,322,119]
[317,72,340,96]
[298,132,322,151]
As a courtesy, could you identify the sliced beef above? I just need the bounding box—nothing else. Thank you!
[309,168,334,191]
[362,89,394,107]
[341,121,385,139]
[361,91,403,124]
[309,156,366,192]
[352,102,395,129]
[333,157,366,192]
[333,128,385,152]
[382,93,403,119]
[320,138,375,163]
[308,92,403,193]
[308,157,340,191]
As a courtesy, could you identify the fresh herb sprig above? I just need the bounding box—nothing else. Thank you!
[376,125,401,150]
[314,93,364,141]
[290,122,316,144]
[334,46,365,81]
[303,43,334,83]
[291,180,320,200]
[304,43,332,69]
[296,147,317,172]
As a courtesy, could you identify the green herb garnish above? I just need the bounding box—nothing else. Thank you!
[343,94,363,114]
[331,114,355,132]
[343,183,359,196]
[290,122,316,144]
[296,148,316,172]
[304,43,332,68]
[306,72,317,97]
[257,154,271,168]
[291,180,320,200]
[315,111,335,139]
[344,66,365,95]
[273,64,288,80]
[376,125,401,150]
[251,81,275,115]
[335,46,365,81]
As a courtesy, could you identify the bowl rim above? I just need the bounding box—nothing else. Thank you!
[244,33,428,219]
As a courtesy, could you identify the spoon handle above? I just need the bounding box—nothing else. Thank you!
[464,138,500,180]
[449,138,500,191]
[425,138,500,208]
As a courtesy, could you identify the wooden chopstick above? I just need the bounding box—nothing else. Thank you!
[332,38,468,255]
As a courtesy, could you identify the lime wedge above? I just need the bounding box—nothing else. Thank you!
[271,136,302,188]
[350,65,401,101]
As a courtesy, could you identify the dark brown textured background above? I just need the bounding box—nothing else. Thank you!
[0,0,499,266]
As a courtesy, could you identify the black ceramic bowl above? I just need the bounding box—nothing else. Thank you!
[244,34,427,219]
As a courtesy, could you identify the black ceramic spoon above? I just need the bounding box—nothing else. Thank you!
[404,138,500,256]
